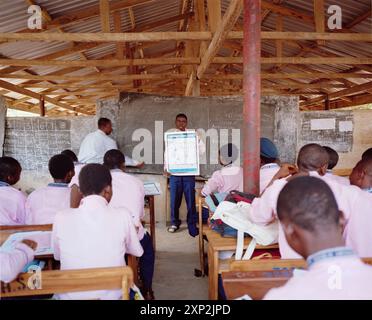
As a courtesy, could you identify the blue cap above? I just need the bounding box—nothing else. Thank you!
[260,138,278,159]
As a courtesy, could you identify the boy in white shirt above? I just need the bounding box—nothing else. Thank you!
[264,176,372,300]
[103,149,155,300]
[52,164,143,300]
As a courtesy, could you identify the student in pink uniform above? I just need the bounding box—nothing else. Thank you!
[264,176,372,300]
[322,146,349,186]
[103,149,155,300]
[349,158,372,193]
[0,239,37,283]
[25,154,75,225]
[52,164,143,300]
[61,149,85,179]
[0,157,26,226]
[250,144,363,259]
[201,143,243,196]
[259,138,281,194]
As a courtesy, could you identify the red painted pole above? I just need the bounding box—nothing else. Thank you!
[242,0,261,195]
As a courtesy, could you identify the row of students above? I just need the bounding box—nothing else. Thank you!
[249,143,372,260]
[0,150,155,299]
[201,137,281,197]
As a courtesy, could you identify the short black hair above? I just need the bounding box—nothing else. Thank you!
[79,163,112,196]
[175,113,187,121]
[98,117,111,128]
[354,158,372,176]
[0,157,21,182]
[322,146,339,170]
[104,149,125,170]
[362,148,372,161]
[48,154,74,180]
[261,156,277,165]
[297,143,329,171]
[61,149,78,162]
[277,176,340,232]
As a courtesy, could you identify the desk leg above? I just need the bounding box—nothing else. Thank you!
[208,244,219,300]
[149,195,156,252]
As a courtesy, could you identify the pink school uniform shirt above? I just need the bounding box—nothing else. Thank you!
[0,182,27,226]
[109,169,146,240]
[201,165,243,196]
[325,171,350,186]
[25,183,71,225]
[0,242,35,283]
[259,163,280,194]
[264,248,372,300]
[249,172,363,259]
[52,195,143,300]
[344,191,372,258]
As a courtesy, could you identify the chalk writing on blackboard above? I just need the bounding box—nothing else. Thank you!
[3,118,71,170]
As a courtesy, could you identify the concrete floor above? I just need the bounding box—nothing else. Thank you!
[152,224,208,300]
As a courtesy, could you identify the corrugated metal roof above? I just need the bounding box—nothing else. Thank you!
[0,0,371,113]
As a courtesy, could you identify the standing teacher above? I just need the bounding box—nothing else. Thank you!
[78,117,144,167]
[165,114,205,237]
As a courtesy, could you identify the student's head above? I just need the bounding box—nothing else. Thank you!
[78,164,112,202]
[219,143,239,166]
[48,154,75,183]
[296,143,329,175]
[260,138,279,165]
[277,176,344,259]
[98,117,113,135]
[60,149,78,163]
[175,113,188,131]
[0,157,22,185]
[322,146,339,170]
[349,158,372,190]
[103,149,125,170]
[362,147,372,161]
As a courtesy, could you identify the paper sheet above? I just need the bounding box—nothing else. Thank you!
[1,231,53,256]
[143,182,161,196]
[310,118,336,130]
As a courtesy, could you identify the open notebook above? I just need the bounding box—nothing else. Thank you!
[1,231,53,256]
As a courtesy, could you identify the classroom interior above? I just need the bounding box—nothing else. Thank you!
[0,0,372,300]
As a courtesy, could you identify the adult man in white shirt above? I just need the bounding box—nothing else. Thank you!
[78,118,143,167]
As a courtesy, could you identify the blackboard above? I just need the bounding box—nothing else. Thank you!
[117,93,276,177]
[4,118,71,170]
[3,116,95,171]
[299,111,354,153]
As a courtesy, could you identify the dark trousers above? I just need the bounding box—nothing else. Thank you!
[169,175,197,229]
[139,232,155,291]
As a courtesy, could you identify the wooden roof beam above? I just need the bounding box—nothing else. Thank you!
[196,0,243,80]
[0,79,89,114]
[1,32,371,42]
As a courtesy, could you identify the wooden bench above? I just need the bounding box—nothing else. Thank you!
[0,224,140,286]
[205,228,279,300]
[0,266,133,300]
[222,257,372,300]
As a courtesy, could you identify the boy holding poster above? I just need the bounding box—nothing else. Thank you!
[164,114,205,237]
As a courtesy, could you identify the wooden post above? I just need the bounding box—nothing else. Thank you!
[39,95,45,117]
[242,0,261,195]
[325,94,330,110]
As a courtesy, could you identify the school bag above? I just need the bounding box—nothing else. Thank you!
[218,201,279,260]
[208,190,256,238]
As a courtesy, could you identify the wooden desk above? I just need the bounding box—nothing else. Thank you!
[204,228,279,300]
[144,195,156,251]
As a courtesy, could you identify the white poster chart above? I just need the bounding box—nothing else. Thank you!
[165,130,200,176]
